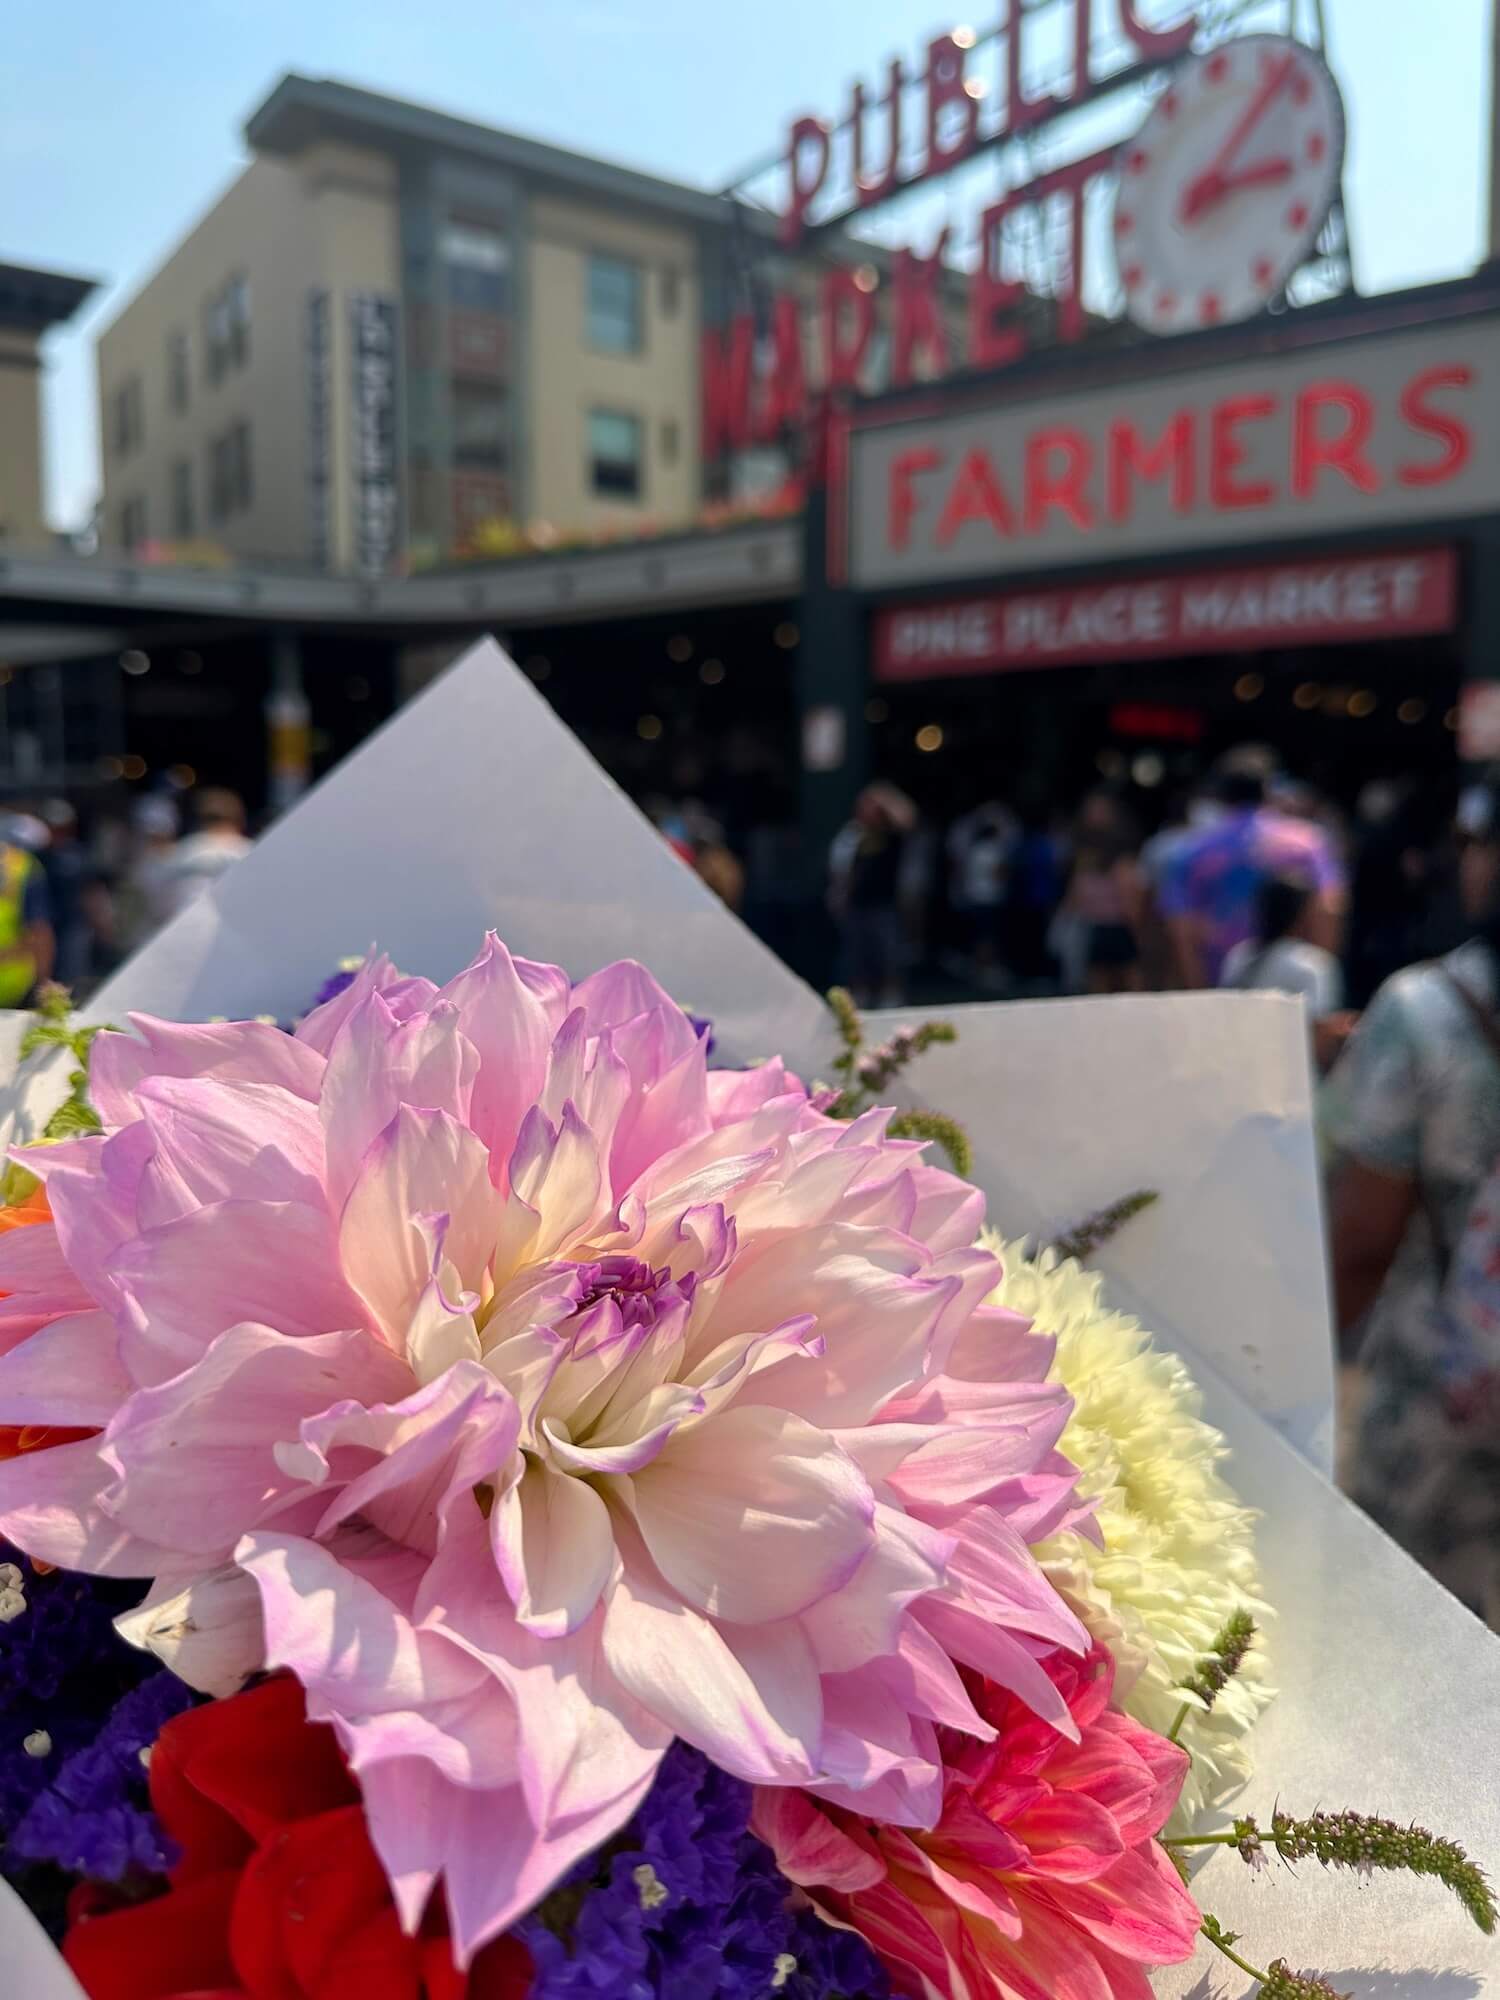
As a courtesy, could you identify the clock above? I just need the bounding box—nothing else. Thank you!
[1113,33,1345,337]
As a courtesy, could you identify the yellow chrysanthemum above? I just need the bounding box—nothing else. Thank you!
[984,1232,1273,1828]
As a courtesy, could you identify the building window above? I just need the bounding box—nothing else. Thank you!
[204,274,250,386]
[659,417,680,465]
[119,496,147,550]
[442,219,511,313]
[111,376,144,457]
[208,421,252,519]
[167,329,190,414]
[588,408,643,500]
[659,266,681,318]
[451,380,509,471]
[587,254,643,355]
[170,459,194,538]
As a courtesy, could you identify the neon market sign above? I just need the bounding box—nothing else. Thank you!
[703,4,1344,461]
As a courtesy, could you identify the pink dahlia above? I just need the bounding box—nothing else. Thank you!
[0,939,1085,1958]
[754,1643,1201,2000]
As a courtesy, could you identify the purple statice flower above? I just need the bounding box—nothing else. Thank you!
[517,1742,889,1999]
[0,1545,157,1856]
[9,1670,195,1882]
[311,963,363,1010]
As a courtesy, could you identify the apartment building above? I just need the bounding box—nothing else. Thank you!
[0,261,97,546]
[95,75,793,570]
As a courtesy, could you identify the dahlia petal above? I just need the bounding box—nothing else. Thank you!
[1006,1790,1127,1882]
[1080,1713,1191,1847]
[917,1597,1081,1742]
[602,1519,822,1784]
[108,1199,365,1386]
[438,935,568,1190]
[0,1218,94,1304]
[24,1122,151,1310]
[101,1324,411,1555]
[628,1406,876,1624]
[705,1061,804,1124]
[321,993,479,1212]
[606,1039,711,1195]
[92,1013,326,1123]
[710,1225,954,1427]
[504,1102,605,1261]
[132,1075,327,1226]
[797,1499,951,1674]
[296,952,437,1057]
[359,1755,655,1966]
[748,1787,887,1894]
[810,1681,944,1828]
[283,1363,520,1552]
[0,1310,128,1424]
[115,1563,265,1694]
[340,1107,497,1343]
[0,1435,173,1574]
[418,1516,670,1839]
[236,1530,489,1715]
[1028,1840,1200,1965]
[491,1456,614,1637]
[945,1506,1091,1653]
[406,1268,482,1387]
[571,960,699,1065]
[542,1382,702,1477]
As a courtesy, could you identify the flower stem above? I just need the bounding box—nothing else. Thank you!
[1201,1921,1270,1986]
[1166,1701,1192,1745]
[1166,1833,1246,1848]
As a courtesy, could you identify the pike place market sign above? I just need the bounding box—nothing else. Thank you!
[704,4,1347,461]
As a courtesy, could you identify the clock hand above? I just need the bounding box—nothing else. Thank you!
[1216,155,1296,196]
[1179,51,1298,223]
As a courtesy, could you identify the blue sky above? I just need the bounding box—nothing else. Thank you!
[7,0,1492,530]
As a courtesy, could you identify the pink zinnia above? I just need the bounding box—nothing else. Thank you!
[0,938,1085,1958]
[754,1643,1201,2000]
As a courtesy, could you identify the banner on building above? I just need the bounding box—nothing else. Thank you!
[875,547,1459,682]
[349,292,400,577]
[305,290,331,571]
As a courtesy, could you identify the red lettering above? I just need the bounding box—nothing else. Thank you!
[701,316,754,459]
[889,447,943,550]
[1292,381,1380,497]
[1399,364,1474,488]
[937,450,1018,545]
[969,200,1028,369]
[925,33,980,173]
[1025,427,1095,534]
[1119,0,1198,61]
[1107,413,1196,520]
[781,116,831,246]
[853,61,905,207]
[1005,0,1060,131]
[1210,395,1279,509]
[822,268,877,393]
[753,294,807,442]
[891,231,950,388]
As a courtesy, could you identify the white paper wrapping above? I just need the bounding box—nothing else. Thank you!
[0,1877,86,1998]
[1153,1352,1500,1997]
[0,636,1490,1999]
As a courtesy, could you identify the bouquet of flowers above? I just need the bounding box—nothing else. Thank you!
[0,642,1492,1999]
[0,945,1490,2000]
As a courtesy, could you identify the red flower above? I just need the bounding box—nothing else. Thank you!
[63,1677,531,2000]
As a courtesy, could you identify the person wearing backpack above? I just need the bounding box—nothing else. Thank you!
[1325,772,1500,1630]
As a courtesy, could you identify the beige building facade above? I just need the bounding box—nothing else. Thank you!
[0,263,97,546]
[95,76,769,570]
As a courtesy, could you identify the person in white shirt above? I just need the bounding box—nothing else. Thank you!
[160,788,253,920]
[1220,869,1345,1035]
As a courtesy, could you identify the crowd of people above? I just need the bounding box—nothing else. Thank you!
[828,745,1500,1631]
[0,787,253,1002]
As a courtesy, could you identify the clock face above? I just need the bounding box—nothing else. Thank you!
[1113,34,1345,337]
